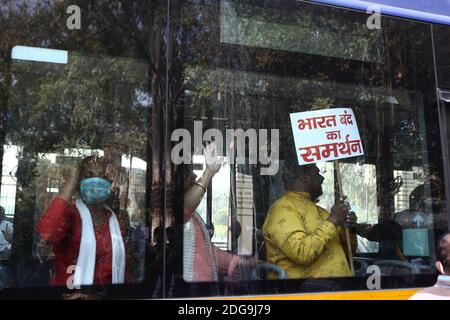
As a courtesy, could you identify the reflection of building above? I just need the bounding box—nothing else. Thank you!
[0,145,20,217]
[127,170,147,224]
[394,168,424,212]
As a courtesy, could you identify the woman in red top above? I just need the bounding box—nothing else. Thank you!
[37,156,128,287]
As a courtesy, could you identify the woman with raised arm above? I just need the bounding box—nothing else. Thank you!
[37,155,128,288]
[183,142,253,282]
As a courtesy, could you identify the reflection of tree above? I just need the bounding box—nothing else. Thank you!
[340,163,378,223]
[8,55,148,155]
[0,1,178,291]
[0,0,443,293]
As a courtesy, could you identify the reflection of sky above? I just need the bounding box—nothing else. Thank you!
[122,155,147,170]
[371,0,450,16]
[311,0,450,24]
[12,46,68,64]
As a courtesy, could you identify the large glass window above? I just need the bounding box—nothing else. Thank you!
[0,0,168,298]
[175,0,447,296]
[0,0,449,299]
[7,51,150,287]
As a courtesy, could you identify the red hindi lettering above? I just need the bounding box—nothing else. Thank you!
[320,143,339,159]
[339,111,353,126]
[325,115,337,127]
[326,130,341,141]
[315,116,328,129]
[338,135,352,155]
[298,119,308,130]
[299,146,322,163]
[349,139,362,153]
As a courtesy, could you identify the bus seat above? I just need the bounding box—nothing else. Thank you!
[250,263,288,280]
[373,260,422,276]
[353,257,370,277]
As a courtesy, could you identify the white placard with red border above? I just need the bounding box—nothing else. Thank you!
[290,108,364,165]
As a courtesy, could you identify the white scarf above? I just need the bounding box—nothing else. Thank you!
[74,198,126,286]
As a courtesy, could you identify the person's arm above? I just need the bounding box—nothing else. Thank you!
[59,166,80,203]
[213,246,241,277]
[266,202,344,266]
[37,167,79,242]
[183,143,223,213]
[37,198,73,242]
[184,169,216,214]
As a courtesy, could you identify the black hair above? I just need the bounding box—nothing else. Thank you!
[282,158,316,190]
[80,155,107,175]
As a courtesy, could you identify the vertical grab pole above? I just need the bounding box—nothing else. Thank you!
[335,160,355,276]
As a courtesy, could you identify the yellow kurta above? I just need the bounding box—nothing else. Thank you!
[263,191,353,279]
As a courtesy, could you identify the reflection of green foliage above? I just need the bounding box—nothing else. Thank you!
[212,206,228,242]
[183,1,437,233]
[341,163,378,223]
[214,225,228,242]
[318,162,378,223]
[8,54,149,157]
[220,1,383,63]
[310,97,335,111]
[0,1,166,280]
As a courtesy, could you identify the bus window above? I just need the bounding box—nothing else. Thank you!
[175,0,447,296]
[0,0,167,298]
[2,51,150,290]
[1,0,449,300]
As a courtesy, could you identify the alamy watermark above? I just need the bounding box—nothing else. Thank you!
[66,265,81,290]
[367,5,382,30]
[171,121,280,175]
[66,5,81,30]
[366,265,381,290]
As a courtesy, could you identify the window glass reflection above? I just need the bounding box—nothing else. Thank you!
[2,51,149,289]
[179,0,447,286]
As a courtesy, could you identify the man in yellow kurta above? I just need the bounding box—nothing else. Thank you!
[263,161,356,279]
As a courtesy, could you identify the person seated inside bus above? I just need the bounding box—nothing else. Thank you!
[262,158,357,279]
[357,220,406,261]
[395,169,447,236]
[37,155,130,287]
[410,232,450,300]
[183,142,255,282]
[357,171,447,264]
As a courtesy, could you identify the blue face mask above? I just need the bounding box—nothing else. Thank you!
[80,177,112,205]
